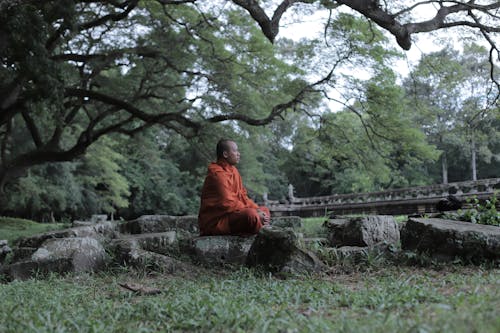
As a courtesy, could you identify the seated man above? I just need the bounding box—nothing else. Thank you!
[198,139,271,236]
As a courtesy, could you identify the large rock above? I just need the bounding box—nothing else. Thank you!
[16,221,118,248]
[112,231,182,256]
[271,216,303,229]
[1,258,73,281]
[0,239,11,264]
[192,236,255,265]
[120,215,198,235]
[109,236,187,273]
[246,226,325,275]
[324,216,400,247]
[31,237,110,272]
[1,237,109,281]
[401,218,500,263]
[323,219,348,246]
[10,247,37,262]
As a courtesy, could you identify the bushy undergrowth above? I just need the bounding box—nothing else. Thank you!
[0,266,498,333]
[456,194,500,226]
[0,216,67,242]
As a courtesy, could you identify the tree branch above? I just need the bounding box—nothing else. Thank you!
[231,0,304,43]
[65,87,201,131]
[78,0,139,31]
[21,109,43,148]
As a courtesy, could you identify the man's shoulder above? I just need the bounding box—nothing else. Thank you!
[207,162,237,174]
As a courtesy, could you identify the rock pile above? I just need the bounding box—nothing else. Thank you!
[1,213,498,281]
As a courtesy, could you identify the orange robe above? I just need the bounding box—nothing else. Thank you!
[198,160,269,236]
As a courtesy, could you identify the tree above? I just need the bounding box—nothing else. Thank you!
[0,0,313,194]
[405,43,499,183]
[1,0,498,197]
[284,68,439,196]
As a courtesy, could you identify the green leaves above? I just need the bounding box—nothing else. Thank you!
[77,137,131,214]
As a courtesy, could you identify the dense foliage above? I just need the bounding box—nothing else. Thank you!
[0,1,498,220]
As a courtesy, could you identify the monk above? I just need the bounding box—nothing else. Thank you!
[198,139,271,236]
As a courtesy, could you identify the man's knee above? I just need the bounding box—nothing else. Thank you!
[229,208,262,234]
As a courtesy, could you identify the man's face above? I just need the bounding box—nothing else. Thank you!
[224,141,240,165]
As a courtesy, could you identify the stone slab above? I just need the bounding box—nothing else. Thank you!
[192,235,255,265]
[246,226,325,274]
[16,221,118,248]
[324,216,400,247]
[117,232,179,256]
[1,258,73,281]
[120,215,198,234]
[401,218,500,263]
[32,237,109,272]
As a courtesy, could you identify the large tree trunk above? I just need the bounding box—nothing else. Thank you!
[471,135,477,181]
[441,153,448,185]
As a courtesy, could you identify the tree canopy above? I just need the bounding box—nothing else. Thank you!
[1,0,499,219]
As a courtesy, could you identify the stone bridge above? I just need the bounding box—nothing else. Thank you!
[267,178,500,217]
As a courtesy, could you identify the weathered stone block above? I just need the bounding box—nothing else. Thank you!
[31,237,110,273]
[120,215,199,234]
[1,258,73,281]
[126,248,187,273]
[401,218,500,263]
[246,226,324,274]
[193,235,255,265]
[271,216,303,229]
[0,240,11,264]
[117,232,179,256]
[11,247,37,262]
[109,236,187,273]
[16,222,118,248]
[324,216,400,247]
[323,219,348,246]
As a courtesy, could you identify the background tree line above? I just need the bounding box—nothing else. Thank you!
[0,0,498,221]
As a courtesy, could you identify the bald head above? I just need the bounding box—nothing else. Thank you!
[216,139,240,165]
[216,139,231,159]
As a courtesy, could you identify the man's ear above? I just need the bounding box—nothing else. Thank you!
[223,151,228,159]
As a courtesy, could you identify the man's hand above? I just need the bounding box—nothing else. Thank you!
[257,209,270,225]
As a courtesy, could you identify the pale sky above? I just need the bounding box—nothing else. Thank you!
[277,7,458,112]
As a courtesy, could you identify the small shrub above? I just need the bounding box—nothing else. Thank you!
[452,193,500,226]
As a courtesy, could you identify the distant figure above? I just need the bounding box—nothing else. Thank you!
[436,195,462,212]
[198,139,271,236]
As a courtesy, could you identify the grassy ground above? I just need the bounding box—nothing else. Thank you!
[299,217,327,237]
[0,265,498,332]
[0,216,67,243]
[1,216,498,332]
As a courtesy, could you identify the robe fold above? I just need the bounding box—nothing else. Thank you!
[198,159,268,235]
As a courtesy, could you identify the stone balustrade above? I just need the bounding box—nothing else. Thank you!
[268,178,500,217]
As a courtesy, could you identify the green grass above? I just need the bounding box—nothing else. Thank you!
[0,266,498,332]
[300,217,327,237]
[0,216,67,243]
